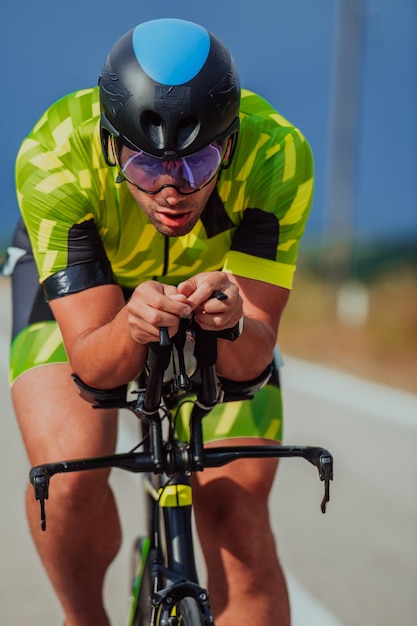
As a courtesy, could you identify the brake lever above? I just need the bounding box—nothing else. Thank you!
[30,467,50,531]
[303,447,333,513]
[319,454,333,513]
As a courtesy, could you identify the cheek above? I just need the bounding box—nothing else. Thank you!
[126,183,149,207]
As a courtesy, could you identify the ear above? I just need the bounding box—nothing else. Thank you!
[221,138,233,168]
[221,132,239,169]
[101,129,117,167]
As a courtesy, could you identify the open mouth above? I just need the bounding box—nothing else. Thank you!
[157,211,192,228]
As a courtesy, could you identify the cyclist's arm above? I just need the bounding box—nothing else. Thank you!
[48,281,191,388]
[177,271,288,382]
[216,273,289,381]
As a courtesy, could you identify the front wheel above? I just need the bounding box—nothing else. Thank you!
[128,536,152,626]
[175,597,206,625]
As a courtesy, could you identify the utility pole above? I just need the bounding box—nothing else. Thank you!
[323,0,366,282]
[323,0,370,326]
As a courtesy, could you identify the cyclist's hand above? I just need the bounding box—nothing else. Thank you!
[177,271,243,331]
[126,281,191,344]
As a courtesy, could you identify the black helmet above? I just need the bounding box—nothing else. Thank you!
[99,18,240,162]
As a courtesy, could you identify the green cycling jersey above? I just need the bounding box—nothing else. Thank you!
[16,87,314,295]
[11,87,313,443]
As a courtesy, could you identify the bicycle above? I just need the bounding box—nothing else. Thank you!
[29,314,334,626]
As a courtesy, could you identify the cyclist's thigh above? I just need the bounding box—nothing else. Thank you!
[12,364,119,469]
[9,220,118,467]
[176,351,284,452]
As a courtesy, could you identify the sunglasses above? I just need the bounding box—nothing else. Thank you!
[111,138,227,195]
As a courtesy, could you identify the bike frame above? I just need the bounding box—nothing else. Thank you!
[29,321,333,625]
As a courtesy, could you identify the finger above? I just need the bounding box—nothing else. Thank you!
[127,309,181,343]
[193,310,232,331]
[199,284,239,315]
[127,314,160,343]
[168,293,191,307]
[130,286,191,318]
[178,272,230,309]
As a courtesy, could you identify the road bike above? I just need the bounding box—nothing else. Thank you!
[29,316,334,625]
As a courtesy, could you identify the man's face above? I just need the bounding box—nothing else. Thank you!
[114,139,232,236]
[126,177,217,237]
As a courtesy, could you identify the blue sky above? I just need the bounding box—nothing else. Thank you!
[2,0,416,251]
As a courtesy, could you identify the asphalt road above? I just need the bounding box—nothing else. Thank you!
[1,276,416,625]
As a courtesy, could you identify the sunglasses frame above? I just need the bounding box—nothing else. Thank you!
[100,114,240,195]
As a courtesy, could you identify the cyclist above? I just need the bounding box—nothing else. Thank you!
[9,18,313,626]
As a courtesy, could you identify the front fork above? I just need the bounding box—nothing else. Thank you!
[143,473,214,626]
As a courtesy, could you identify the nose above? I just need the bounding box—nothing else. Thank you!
[159,186,184,206]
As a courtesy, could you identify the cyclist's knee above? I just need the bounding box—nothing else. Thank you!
[194,473,271,530]
[194,482,274,566]
[54,466,112,502]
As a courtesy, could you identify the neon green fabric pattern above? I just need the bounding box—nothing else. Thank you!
[10,322,68,383]
[174,384,283,444]
[15,87,314,291]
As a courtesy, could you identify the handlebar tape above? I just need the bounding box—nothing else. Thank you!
[147,340,172,373]
[192,323,217,368]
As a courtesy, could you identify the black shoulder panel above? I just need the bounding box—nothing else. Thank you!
[230,208,279,260]
[67,218,108,266]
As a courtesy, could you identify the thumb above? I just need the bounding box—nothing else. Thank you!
[177,278,197,298]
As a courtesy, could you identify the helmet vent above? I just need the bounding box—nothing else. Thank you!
[141,111,166,149]
[176,116,200,151]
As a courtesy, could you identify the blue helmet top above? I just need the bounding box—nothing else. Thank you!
[131,19,211,86]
